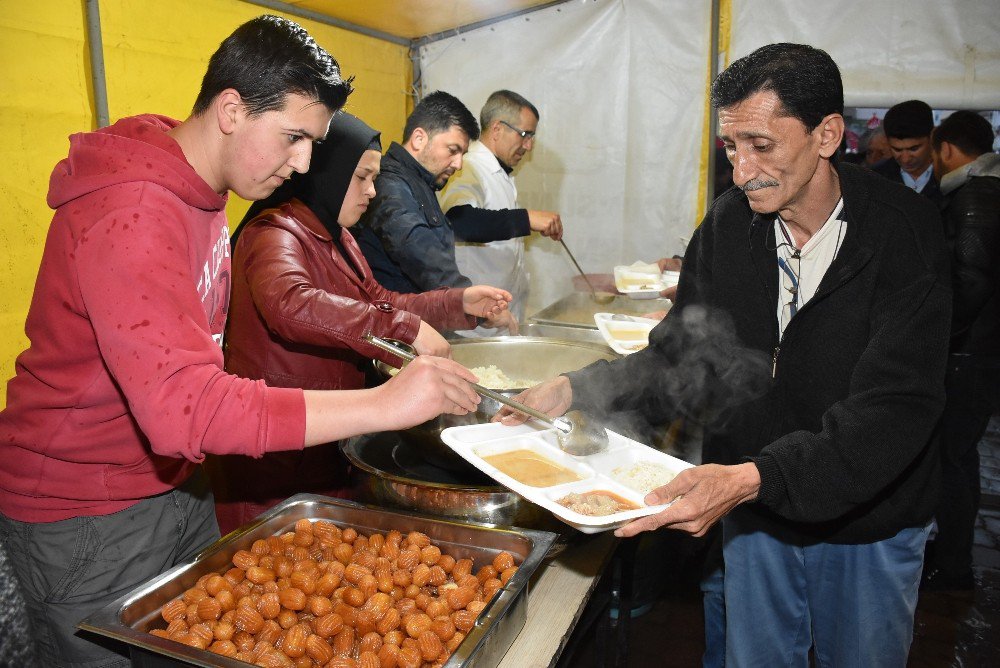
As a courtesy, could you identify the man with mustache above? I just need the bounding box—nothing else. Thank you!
[439,90,564,336]
[354,91,481,294]
[501,43,950,665]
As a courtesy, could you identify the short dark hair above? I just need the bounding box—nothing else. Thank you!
[882,100,934,140]
[192,15,354,117]
[480,90,539,130]
[403,91,479,143]
[932,110,994,156]
[711,43,843,132]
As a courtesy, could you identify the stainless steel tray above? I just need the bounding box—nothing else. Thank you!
[529,292,671,330]
[79,494,556,668]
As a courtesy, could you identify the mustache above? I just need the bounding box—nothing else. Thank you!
[740,178,779,192]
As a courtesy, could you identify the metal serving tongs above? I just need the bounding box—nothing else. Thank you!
[364,333,609,456]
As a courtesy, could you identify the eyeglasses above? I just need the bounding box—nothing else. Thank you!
[500,120,536,141]
[777,250,800,321]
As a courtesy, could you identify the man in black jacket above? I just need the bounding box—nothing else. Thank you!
[874,99,943,207]
[353,91,479,293]
[922,110,1000,591]
[500,44,950,665]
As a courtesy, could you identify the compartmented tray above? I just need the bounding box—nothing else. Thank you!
[79,494,555,668]
[593,313,660,355]
[441,423,692,534]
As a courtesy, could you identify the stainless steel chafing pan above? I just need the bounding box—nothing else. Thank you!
[79,494,556,668]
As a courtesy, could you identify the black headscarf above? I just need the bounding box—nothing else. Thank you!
[231,111,382,247]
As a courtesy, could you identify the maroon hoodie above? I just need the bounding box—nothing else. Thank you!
[0,115,306,522]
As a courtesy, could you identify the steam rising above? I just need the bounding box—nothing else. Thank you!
[589,305,771,446]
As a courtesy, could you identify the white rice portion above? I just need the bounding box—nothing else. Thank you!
[609,461,677,495]
[469,365,535,391]
[387,363,535,390]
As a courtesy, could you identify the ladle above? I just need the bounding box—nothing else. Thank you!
[559,239,615,305]
[364,334,609,456]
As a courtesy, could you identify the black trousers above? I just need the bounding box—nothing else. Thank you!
[930,360,1000,576]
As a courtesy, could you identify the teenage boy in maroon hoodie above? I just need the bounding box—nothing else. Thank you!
[0,16,494,666]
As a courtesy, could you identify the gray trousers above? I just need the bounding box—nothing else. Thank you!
[0,468,220,668]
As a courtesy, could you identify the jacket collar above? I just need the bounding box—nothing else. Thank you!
[385,141,441,191]
[279,199,369,286]
[746,161,875,326]
[470,140,514,177]
[282,199,332,241]
[940,153,1000,195]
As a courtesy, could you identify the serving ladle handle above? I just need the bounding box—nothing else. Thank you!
[363,334,609,455]
[363,334,570,431]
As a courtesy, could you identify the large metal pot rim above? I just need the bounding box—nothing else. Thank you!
[372,335,616,391]
[342,440,506,493]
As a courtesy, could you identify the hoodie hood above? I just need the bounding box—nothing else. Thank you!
[940,152,1000,195]
[47,114,226,212]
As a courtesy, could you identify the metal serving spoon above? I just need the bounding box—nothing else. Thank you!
[559,239,615,305]
[364,334,610,456]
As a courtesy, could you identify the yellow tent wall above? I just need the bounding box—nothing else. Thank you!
[0,0,412,406]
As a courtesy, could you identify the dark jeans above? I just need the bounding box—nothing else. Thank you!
[930,362,1000,576]
[0,468,219,668]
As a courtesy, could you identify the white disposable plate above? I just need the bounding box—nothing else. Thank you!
[440,422,693,533]
[593,313,659,355]
[613,265,664,299]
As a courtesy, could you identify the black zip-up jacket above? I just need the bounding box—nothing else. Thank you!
[569,162,951,543]
[353,142,471,293]
[941,153,1000,359]
[874,157,944,209]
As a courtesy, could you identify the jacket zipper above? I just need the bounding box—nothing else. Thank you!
[772,345,780,378]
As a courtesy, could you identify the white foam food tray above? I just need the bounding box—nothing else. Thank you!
[614,266,680,299]
[613,265,663,299]
[440,422,693,533]
[593,312,659,355]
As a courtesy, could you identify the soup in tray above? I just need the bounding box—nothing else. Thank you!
[482,449,583,487]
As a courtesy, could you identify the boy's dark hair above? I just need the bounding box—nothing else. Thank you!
[403,91,479,143]
[711,43,843,132]
[193,15,353,117]
[882,100,934,140]
[931,110,994,157]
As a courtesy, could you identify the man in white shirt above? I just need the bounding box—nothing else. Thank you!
[439,90,562,335]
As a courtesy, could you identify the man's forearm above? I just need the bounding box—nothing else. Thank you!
[447,205,530,242]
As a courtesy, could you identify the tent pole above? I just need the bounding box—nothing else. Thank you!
[84,0,110,129]
[706,0,721,208]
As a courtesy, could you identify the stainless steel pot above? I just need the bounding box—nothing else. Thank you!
[373,337,618,469]
[342,433,573,547]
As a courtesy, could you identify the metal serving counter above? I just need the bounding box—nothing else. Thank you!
[497,532,617,667]
[529,293,670,332]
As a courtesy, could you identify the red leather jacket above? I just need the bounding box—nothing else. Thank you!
[224,199,476,390]
[211,200,476,534]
